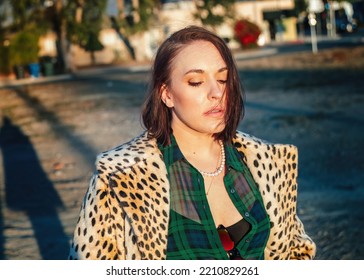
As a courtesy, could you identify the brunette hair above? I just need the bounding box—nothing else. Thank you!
[142,25,245,145]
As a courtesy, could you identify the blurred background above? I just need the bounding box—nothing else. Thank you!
[0,0,363,77]
[0,0,363,260]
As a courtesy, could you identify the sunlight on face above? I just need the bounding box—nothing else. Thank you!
[161,40,228,138]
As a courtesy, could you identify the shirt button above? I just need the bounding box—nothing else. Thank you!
[244,212,250,218]
[230,189,235,194]
[245,238,250,243]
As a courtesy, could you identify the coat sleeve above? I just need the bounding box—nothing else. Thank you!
[289,214,316,260]
[235,135,316,259]
[286,146,316,260]
[68,171,126,260]
[264,144,316,260]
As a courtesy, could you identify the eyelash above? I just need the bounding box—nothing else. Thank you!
[188,82,203,87]
[188,80,227,87]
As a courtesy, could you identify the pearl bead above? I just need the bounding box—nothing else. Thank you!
[197,141,225,177]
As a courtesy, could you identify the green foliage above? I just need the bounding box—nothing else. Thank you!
[9,29,40,65]
[2,0,49,74]
[8,0,49,31]
[64,0,107,51]
[194,0,236,27]
[84,32,104,52]
[114,0,159,36]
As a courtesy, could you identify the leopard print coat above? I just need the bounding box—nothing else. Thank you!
[68,131,316,260]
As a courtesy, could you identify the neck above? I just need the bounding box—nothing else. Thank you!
[172,128,224,176]
[172,129,217,157]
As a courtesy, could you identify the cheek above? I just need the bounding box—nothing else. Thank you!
[171,84,201,108]
[174,92,203,110]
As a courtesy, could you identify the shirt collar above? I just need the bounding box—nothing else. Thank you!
[158,134,184,169]
[225,140,245,173]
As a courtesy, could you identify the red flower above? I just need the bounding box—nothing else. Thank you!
[234,19,261,48]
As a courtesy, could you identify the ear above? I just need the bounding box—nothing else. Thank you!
[160,84,174,108]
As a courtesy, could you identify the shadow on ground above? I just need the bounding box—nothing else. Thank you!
[0,117,69,259]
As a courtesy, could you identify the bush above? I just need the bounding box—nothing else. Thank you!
[234,19,261,48]
[9,30,40,66]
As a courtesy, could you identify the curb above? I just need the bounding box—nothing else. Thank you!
[0,64,153,89]
[233,48,278,60]
[0,48,275,89]
[0,74,73,89]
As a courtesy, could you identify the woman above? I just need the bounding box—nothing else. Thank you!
[68,25,316,260]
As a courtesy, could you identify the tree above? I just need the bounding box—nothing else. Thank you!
[193,0,236,29]
[6,0,159,69]
[64,0,107,65]
[5,0,50,77]
[6,0,71,74]
[110,0,160,60]
[84,31,104,64]
[53,0,68,73]
[116,0,159,35]
[8,0,49,32]
[0,3,11,74]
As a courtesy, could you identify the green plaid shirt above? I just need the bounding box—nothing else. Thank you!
[159,135,270,260]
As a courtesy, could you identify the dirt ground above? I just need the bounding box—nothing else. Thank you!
[0,44,363,260]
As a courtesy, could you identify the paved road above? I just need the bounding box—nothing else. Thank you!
[0,38,363,260]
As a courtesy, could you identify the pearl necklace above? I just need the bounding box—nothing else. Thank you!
[197,141,225,177]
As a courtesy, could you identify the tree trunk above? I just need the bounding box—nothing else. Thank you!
[55,0,69,73]
[91,51,96,65]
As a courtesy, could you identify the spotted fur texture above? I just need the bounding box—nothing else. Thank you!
[68,131,316,260]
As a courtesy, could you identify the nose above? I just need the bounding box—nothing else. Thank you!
[208,80,224,100]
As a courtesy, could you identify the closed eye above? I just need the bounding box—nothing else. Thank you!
[218,80,227,84]
[188,81,203,87]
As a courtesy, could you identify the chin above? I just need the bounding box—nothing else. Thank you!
[211,125,225,135]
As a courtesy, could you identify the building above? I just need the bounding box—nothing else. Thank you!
[83,0,297,67]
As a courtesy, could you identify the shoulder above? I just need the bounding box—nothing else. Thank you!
[233,131,298,162]
[95,131,162,174]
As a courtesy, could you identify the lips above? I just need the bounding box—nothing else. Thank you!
[204,106,225,116]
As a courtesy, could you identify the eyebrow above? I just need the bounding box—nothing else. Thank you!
[184,67,228,75]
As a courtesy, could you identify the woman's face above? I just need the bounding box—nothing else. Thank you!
[161,40,228,137]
